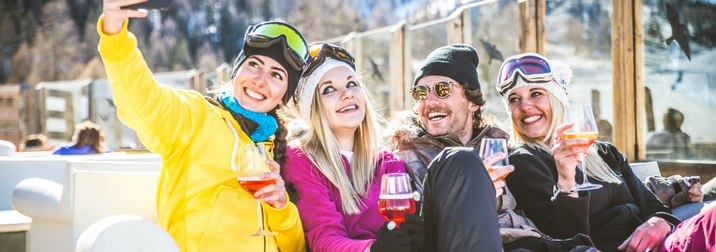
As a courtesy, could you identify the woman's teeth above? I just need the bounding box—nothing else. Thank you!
[338,105,357,112]
[246,89,265,100]
[523,115,541,123]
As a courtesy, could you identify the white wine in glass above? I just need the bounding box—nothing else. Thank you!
[479,138,509,182]
[565,102,602,191]
[237,143,277,237]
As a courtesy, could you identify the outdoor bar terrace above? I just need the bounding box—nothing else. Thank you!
[1,0,715,251]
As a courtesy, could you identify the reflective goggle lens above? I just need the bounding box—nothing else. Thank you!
[303,43,356,77]
[497,55,552,84]
[411,81,454,102]
[309,44,323,58]
[250,23,309,60]
[498,55,552,83]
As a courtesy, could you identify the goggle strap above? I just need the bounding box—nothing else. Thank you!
[303,43,356,77]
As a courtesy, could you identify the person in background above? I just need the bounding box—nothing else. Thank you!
[646,108,693,159]
[98,0,309,250]
[283,43,423,252]
[52,120,112,155]
[499,52,716,252]
[22,134,48,151]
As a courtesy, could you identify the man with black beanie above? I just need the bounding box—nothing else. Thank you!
[386,43,508,251]
[386,45,595,251]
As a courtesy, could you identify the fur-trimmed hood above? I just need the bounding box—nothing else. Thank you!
[384,110,509,151]
[384,110,430,149]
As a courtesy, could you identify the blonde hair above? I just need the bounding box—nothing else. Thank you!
[510,92,621,184]
[298,79,383,215]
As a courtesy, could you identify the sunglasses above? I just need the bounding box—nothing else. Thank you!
[302,43,356,77]
[496,53,554,96]
[244,22,309,71]
[411,81,456,103]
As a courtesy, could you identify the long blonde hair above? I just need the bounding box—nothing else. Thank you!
[298,79,383,215]
[510,93,621,184]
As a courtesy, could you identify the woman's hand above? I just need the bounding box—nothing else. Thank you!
[483,152,514,198]
[688,182,704,203]
[618,216,671,252]
[102,0,149,35]
[254,159,287,209]
[551,122,590,190]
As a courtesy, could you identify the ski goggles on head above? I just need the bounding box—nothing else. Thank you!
[496,53,554,96]
[302,43,356,77]
[411,80,456,103]
[244,22,309,71]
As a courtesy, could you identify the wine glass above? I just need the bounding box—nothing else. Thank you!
[564,102,602,191]
[237,143,277,237]
[378,173,416,229]
[479,138,509,182]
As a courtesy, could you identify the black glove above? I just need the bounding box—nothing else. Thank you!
[370,221,410,252]
[402,213,425,251]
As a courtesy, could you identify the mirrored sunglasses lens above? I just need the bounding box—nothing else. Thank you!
[434,82,452,98]
[411,86,428,102]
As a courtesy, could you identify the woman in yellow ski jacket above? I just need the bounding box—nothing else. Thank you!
[97,1,309,251]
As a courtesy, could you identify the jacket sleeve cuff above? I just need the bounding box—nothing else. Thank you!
[97,14,137,63]
[261,192,300,229]
[650,212,682,228]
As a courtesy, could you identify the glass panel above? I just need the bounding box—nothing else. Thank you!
[545,0,615,143]
[405,19,449,108]
[354,28,394,118]
[466,0,521,130]
[642,0,716,161]
[90,80,138,149]
[323,35,346,45]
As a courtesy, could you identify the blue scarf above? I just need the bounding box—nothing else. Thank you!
[220,91,277,142]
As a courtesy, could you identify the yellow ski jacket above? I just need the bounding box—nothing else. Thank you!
[97,16,305,252]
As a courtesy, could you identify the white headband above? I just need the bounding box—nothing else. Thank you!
[293,58,357,122]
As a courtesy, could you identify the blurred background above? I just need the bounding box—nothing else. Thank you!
[1,0,715,167]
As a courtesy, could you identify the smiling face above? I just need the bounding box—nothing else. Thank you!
[232,55,289,113]
[507,82,554,139]
[317,66,366,136]
[416,75,477,140]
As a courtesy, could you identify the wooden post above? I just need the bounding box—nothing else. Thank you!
[38,87,48,138]
[447,10,464,44]
[519,0,537,53]
[519,0,545,54]
[390,21,407,112]
[535,0,546,55]
[215,63,230,85]
[189,70,205,95]
[612,0,640,161]
[633,0,646,161]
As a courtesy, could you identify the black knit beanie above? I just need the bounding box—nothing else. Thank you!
[231,40,301,105]
[413,44,481,91]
